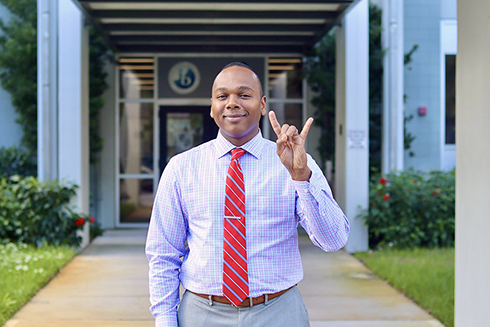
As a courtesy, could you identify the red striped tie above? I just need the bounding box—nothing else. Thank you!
[223,148,248,307]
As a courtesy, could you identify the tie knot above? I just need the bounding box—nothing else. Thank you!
[231,148,246,160]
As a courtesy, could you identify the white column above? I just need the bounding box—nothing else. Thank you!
[37,0,58,180]
[58,0,90,247]
[335,0,369,253]
[381,0,404,174]
[455,0,490,325]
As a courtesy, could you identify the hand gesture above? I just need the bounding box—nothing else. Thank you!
[269,111,314,181]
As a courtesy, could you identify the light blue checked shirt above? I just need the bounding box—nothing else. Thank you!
[146,131,350,327]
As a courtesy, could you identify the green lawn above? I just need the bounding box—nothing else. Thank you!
[0,243,75,326]
[354,247,454,327]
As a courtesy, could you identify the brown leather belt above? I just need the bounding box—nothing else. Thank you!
[191,286,294,307]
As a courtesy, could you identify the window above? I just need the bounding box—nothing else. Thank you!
[267,57,304,141]
[445,54,456,144]
[119,57,155,99]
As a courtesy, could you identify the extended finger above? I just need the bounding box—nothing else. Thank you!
[268,111,282,137]
[300,117,314,139]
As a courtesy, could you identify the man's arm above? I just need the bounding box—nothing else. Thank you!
[269,111,349,251]
[146,159,188,327]
[293,156,350,251]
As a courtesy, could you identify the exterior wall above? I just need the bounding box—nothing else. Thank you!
[403,0,442,171]
[441,0,457,19]
[0,4,22,148]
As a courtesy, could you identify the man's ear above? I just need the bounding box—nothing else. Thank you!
[260,96,267,116]
[210,106,214,118]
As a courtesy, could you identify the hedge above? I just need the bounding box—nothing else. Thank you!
[359,169,455,248]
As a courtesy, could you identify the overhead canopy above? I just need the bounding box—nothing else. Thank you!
[74,0,357,54]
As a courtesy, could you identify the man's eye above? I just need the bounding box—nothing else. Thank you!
[240,94,251,98]
[217,95,227,99]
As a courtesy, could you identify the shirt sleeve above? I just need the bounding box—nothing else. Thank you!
[145,158,188,327]
[294,155,350,251]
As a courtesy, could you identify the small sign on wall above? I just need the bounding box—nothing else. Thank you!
[168,61,201,95]
[347,130,367,149]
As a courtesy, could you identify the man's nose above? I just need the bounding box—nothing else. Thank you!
[226,95,239,109]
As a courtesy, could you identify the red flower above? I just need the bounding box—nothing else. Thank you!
[383,193,390,201]
[432,188,441,196]
[90,216,95,224]
[379,177,388,185]
[413,179,417,183]
[75,217,85,226]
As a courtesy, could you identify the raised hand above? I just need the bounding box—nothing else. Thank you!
[269,111,314,181]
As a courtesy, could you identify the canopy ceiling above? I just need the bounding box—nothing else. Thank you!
[75,0,358,54]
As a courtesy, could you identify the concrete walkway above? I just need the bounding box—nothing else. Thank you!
[5,229,444,327]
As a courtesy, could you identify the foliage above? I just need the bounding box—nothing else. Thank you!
[303,4,388,170]
[360,169,455,248]
[367,3,384,173]
[0,176,85,246]
[355,247,454,327]
[0,146,36,178]
[89,26,112,163]
[304,4,418,172]
[303,31,336,166]
[0,0,37,153]
[0,242,75,325]
[404,114,416,157]
[0,0,112,163]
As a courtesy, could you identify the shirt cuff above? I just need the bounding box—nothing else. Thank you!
[155,314,178,327]
[292,179,310,194]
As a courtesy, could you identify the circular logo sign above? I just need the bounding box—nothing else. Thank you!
[168,61,201,95]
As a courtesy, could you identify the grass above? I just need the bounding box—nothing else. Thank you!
[354,247,454,327]
[0,243,76,326]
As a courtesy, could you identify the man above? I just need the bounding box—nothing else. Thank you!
[146,62,349,327]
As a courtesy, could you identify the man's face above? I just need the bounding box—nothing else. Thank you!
[210,66,266,146]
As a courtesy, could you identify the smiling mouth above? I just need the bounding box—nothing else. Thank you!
[224,113,247,121]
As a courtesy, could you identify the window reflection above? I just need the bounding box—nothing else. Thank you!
[120,179,153,223]
[119,57,155,99]
[119,103,153,174]
[166,113,204,162]
[268,58,303,99]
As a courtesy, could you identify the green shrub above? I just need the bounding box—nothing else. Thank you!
[0,146,37,178]
[0,176,84,246]
[360,169,455,248]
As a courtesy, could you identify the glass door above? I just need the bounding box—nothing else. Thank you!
[160,106,218,174]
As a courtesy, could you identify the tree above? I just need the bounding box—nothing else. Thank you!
[0,0,37,152]
[0,0,112,164]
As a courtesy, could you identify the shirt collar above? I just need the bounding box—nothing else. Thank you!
[215,130,264,160]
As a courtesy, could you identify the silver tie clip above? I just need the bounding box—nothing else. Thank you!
[224,216,241,219]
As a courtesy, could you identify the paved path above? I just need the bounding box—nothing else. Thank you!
[5,229,444,327]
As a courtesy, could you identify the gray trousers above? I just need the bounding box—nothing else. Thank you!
[178,285,310,327]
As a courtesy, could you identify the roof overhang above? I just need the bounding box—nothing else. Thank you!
[75,1,358,54]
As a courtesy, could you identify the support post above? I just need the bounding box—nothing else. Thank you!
[381,0,404,174]
[58,0,90,247]
[37,0,58,180]
[335,0,369,253]
[455,0,490,325]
